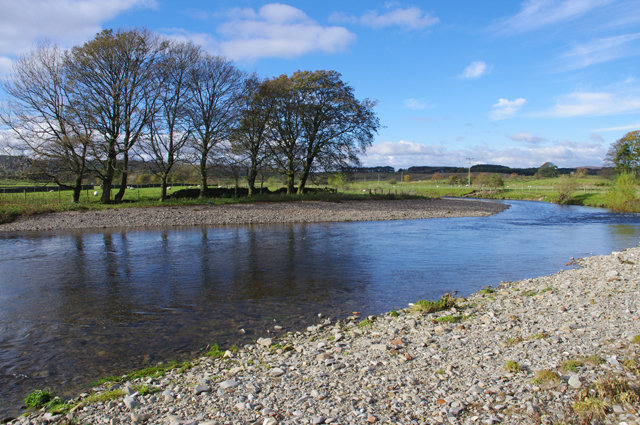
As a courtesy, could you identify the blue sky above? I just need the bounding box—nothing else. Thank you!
[2,0,640,169]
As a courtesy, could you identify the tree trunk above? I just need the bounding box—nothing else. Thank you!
[100,153,116,204]
[72,174,83,203]
[199,156,208,198]
[114,152,129,203]
[286,171,295,195]
[247,166,257,197]
[160,174,168,202]
[297,168,310,194]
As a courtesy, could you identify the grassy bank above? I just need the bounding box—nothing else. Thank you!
[0,188,427,225]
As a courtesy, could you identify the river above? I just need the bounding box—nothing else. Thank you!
[0,200,639,417]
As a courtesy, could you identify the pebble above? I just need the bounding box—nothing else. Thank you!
[12,246,640,425]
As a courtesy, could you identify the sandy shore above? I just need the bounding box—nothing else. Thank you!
[0,198,508,232]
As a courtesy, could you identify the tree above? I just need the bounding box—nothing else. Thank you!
[475,172,489,187]
[66,28,167,203]
[1,42,91,203]
[488,174,504,190]
[605,131,640,173]
[606,171,639,212]
[139,41,200,201]
[229,76,276,196]
[404,174,411,182]
[431,172,441,181]
[447,175,460,185]
[291,70,380,194]
[556,175,578,204]
[538,162,558,178]
[186,53,246,198]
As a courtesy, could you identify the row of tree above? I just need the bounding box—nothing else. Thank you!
[605,131,640,173]
[1,28,380,203]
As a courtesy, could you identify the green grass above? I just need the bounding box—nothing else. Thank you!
[531,369,560,385]
[504,361,521,372]
[25,389,55,409]
[359,318,374,327]
[632,335,640,344]
[479,287,495,294]
[582,355,605,365]
[389,310,399,317]
[412,294,457,314]
[562,359,584,373]
[90,360,192,387]
[206,343,225,358]
[434,314,463,323]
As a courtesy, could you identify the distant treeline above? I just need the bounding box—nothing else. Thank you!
[404,164,594,176]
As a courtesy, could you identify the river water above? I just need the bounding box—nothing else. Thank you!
[1,200,639,417]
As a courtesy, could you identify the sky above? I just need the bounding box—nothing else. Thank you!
[1,0,640,169]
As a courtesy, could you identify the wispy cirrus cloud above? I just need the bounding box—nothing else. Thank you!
[460,61,491,79]
[489,98,527,120]
[494,0,613,34]
[166,4,356,61]
[405,98,430,109]
[561,32,640,69]
[330,5,439,30]
[536,91,640,117]
[594,122,640,131]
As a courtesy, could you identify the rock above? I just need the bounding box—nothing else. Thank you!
[390,338,403,345]
[123,395,140,409]
[263,418,278,425]
[228,366,244,375]
[371,344,387,351]
[568,376,581,389]
[219,379,239,389]
[269,367,285,377]
[257,337,273,347]
[193,384,211,394]
[311,416,325,424]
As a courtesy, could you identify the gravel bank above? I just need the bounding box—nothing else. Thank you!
[0,198,507,232]
[10,246,640,425]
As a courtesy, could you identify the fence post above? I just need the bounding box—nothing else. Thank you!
[58,186,61,203]
[24,189,26,202]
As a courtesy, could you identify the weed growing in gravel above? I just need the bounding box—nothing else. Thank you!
[435,314,463,323]
[504,361,521,372]
[594,376,639,405]
[528,333,547,340]
[359,318,374,327]
[390,310,399,317]
[412,294,457,313]
[90,376,121,386]
[133,385,161,396]
[531,370,560,385]
[524,290,538,297]
[479,287,495,294]
[582,355,605,365]
[83,389,125,404]
[562,359,584,373]
[505,337,524,347]
[632,335,640,344]
[206,343,225,358]
[572,396,608,420]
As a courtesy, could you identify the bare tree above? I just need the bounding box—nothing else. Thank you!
[186,53,246,198]
[1,42,91,202]
[66,28,168,203]
[138,41,200,201]
[229,76,276,196]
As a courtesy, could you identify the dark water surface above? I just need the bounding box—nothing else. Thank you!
[1,200,639,416]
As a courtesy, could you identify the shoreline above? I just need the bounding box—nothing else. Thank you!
[8,245,640,425]
[0,198,508,233]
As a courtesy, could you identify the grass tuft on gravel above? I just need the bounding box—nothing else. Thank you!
[412,294,457,314]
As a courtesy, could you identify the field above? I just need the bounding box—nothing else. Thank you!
[0,173,632,225]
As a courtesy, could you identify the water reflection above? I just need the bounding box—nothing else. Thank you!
[0,200,639,417]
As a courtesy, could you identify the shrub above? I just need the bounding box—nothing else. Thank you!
[25,389,55,409]
[606,171,639,212]
[531,369,560,384]
[504,360,521,372]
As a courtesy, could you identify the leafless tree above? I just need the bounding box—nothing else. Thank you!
[138,41,200,201]
[1,42,91,202]
[66,28,168,203]
[186,53,246,198]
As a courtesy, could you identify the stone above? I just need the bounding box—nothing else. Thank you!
[219,379,239,389]
[568,376,581,389]
[311,416,325,424]
[390,338,403,345]
[123,396,140,409]
[371,344,387,351]
[269,367,285,377]
[263,418,278,425]
[257,337,273,347]
[194,385,211,394]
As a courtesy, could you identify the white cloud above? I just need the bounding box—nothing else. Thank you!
[538,92,640,117]
[495,0,613,34]
[168,4,356,61]
[405,98,428,109]
[489,98,527,120]
[589,132,604,142]
[363,139,606,168]
[0,0,157,57]
[507,133,548,147]
[594,122,640,131]
[0,56,13,74]
[562,32,640,68]
[460,61,490,79]
[330,6,439,30]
